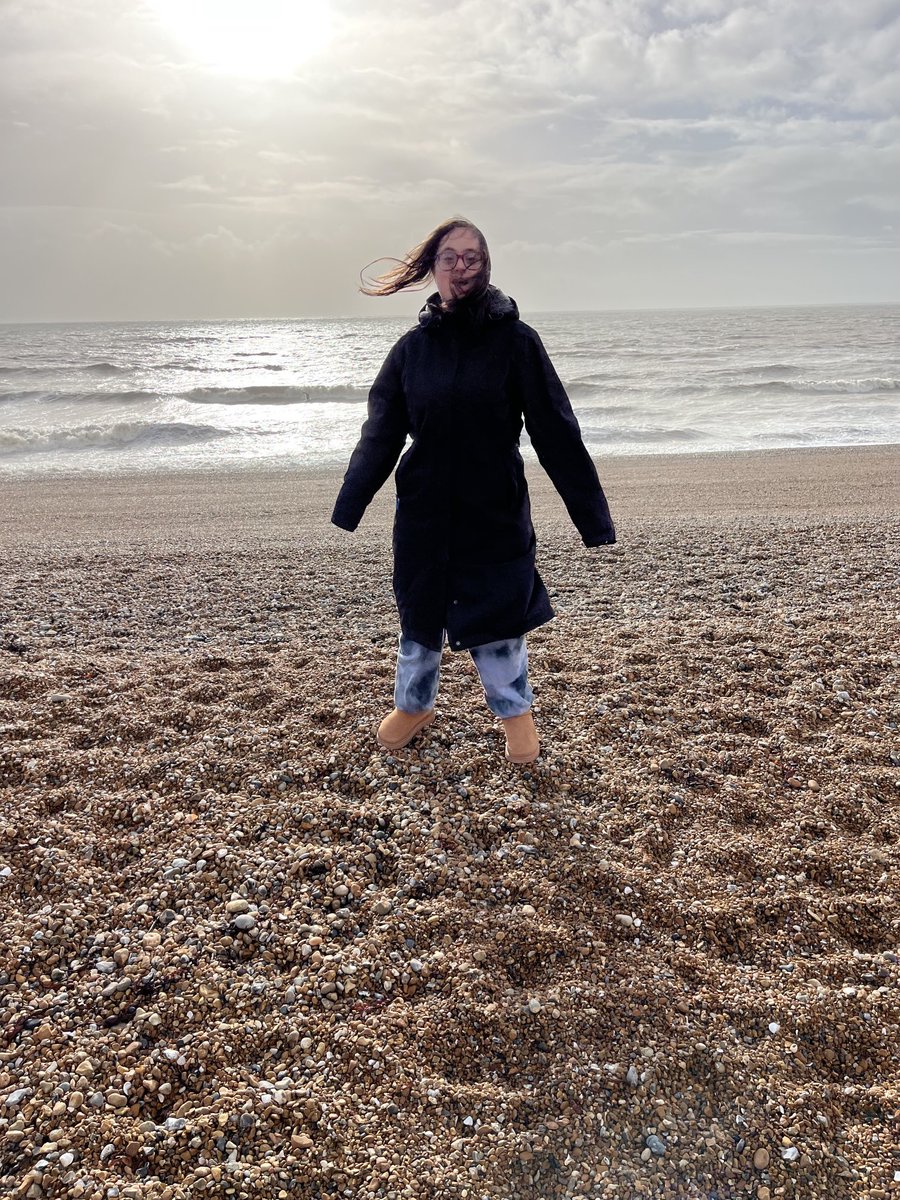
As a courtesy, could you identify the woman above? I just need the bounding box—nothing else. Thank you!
[331,217,615,763]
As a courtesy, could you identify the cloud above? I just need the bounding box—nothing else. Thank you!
[158,175,218,194]
[0,0,898,318]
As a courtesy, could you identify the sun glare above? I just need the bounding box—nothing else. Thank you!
[151,0,333,77]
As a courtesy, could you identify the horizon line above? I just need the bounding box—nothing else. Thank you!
[3,297,900,328]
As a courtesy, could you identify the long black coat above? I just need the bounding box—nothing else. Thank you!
[331,287,615,652]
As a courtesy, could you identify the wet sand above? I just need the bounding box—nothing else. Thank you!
[1,445,898,1199]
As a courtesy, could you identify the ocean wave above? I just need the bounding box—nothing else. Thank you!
[568,380,618,399]
[0,365,44,378]
[183,384,367,405]
[0,389,163,406]
[0,383,368,407]
[82,361,127,375]
[581,425,707,444]
[752,423,891,443]
[794,377,900,394]
[222,362,286,370]
[568,372,619,385]
[572,402,641,416]
[0,421,234,457]
[753,363,802,376]
[725,377,900,396]
[0,361,128,378]
[156,335,219,344]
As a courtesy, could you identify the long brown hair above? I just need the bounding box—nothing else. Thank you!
[360,217,492,298]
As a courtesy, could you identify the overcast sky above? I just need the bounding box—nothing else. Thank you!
[2,0,898,321]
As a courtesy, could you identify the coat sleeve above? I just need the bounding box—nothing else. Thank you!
[517,326,616,546]
[331,343,409,532]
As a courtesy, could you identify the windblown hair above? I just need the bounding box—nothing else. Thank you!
[361,217,492,299]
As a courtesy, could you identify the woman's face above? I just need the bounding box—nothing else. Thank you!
[432,226,486,304]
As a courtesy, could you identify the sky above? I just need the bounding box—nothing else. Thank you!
[2,0,899,321]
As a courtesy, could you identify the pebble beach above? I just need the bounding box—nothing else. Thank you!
[1,445,898,1200]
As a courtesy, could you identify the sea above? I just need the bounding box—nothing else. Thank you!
[1,304,898,475]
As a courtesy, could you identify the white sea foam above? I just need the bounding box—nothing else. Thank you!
[0,421,233,457]
[702,377,900,396]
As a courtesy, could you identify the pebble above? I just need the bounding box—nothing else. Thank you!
[1,517,895,1200]
[233,913,256,930]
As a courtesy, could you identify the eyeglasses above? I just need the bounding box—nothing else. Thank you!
[434,249,484,271]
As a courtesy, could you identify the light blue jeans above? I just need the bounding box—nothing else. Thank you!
[394,634,534,719]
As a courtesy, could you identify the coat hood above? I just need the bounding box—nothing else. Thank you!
[417,284,518,329]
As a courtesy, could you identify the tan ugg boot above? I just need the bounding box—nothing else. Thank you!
[501,711,540,763]
[377,708,435,750]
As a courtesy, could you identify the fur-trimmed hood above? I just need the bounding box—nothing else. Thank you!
[417,284,518,328]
